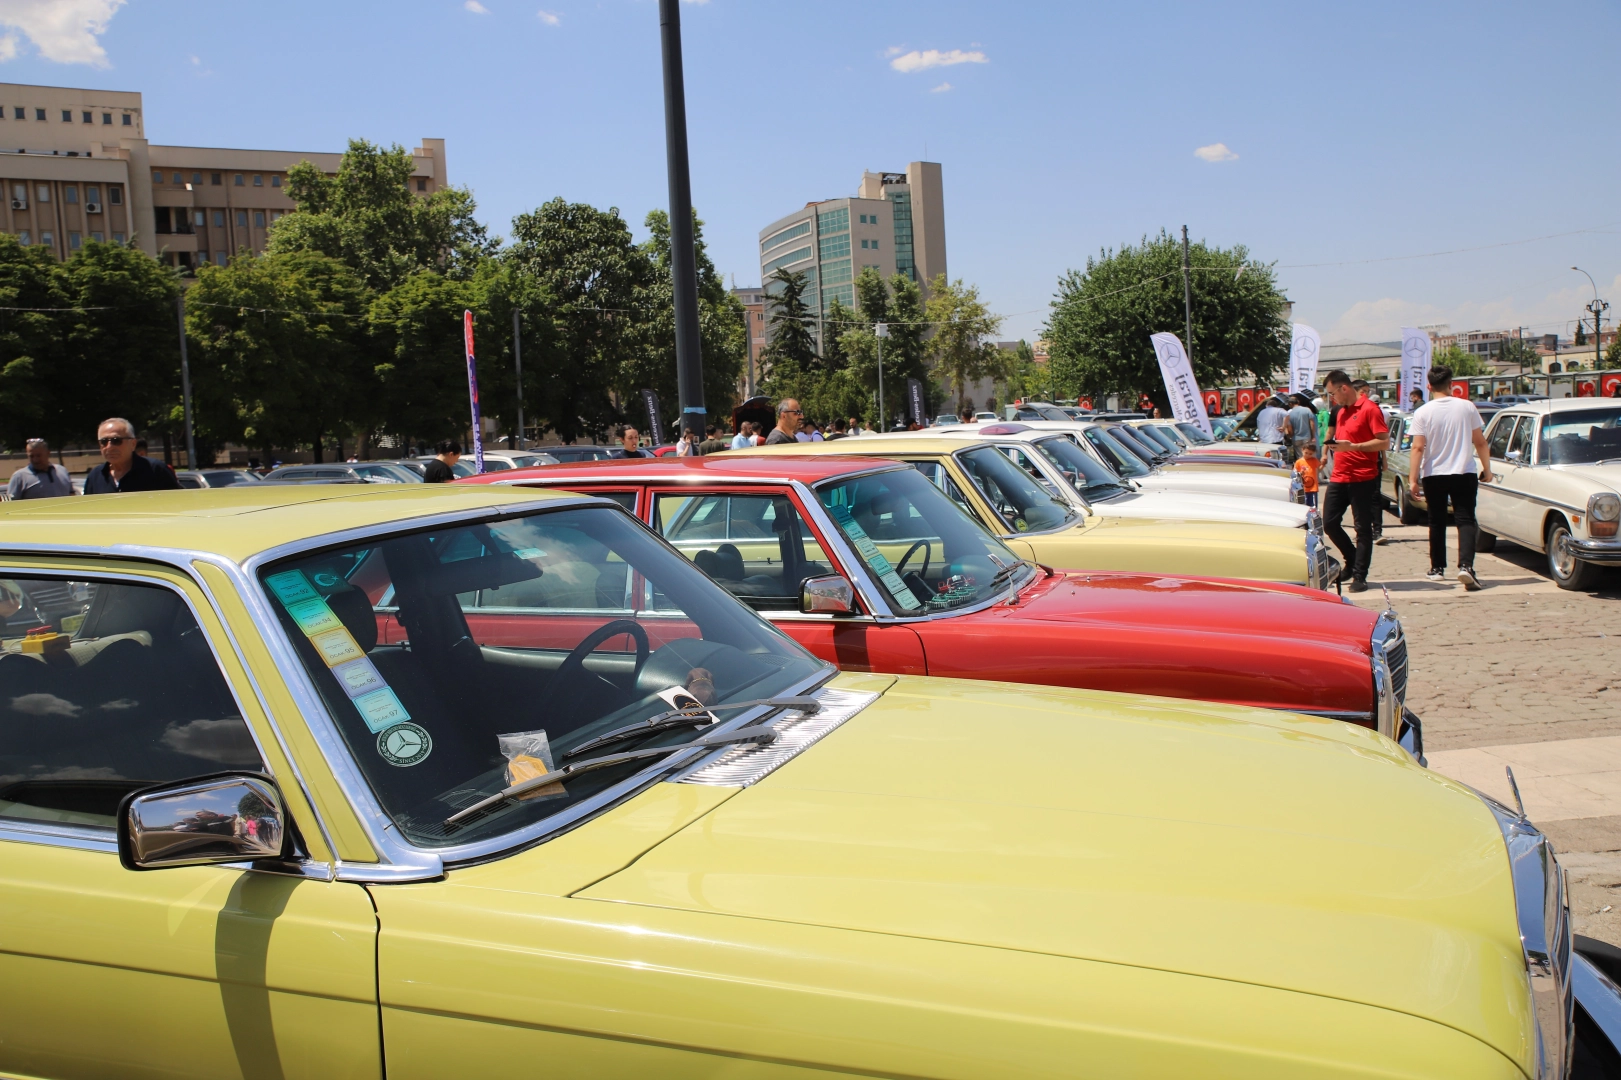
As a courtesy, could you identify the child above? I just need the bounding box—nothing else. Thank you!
[1294,442,1321,508]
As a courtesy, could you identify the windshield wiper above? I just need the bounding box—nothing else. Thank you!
[444,721,785,832]
[988,559,1036,604]
[564,695,820,759]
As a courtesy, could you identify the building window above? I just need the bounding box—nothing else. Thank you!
[40,231,52,248]
[211,172,221,186]
[196,251,209,265]
[215,251,226,265]
[64,185,77,204]
[235,210,247,227]
[252,174,262,187]
[860,239,869,249]
[154,208,171,234]
[121,113,132,126]
[152,170,163,183]
[212,210,224,227]
[416,178,426,191]
[108,185,122,205]
[871,239,879,250]
[253,211,265,227]
[101,113,111,125]
[11,107,20,119]
[10,183,23,206]
[192,172,202,185]
[271,210,283,222]
[113,232,126,244]
[194,210,205,227]
[234,174,244,186]
[172,172,183,184]
[81,111,91,124]
[90,231,103,243]
[271,175,281,188]
[85,185,99,205]
[69,231,81,250]
[17,231,29,245]
[60,110,71,122]
[34,108,45,121]
[35,185,49,203]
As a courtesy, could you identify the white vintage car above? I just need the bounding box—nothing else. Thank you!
[1476,399,1621,589]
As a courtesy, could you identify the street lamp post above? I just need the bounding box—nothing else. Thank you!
[875,322,888,433]
[1573,267,1610,376]
[659,0,705,442]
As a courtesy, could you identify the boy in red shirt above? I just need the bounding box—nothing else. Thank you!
[1321,369,1390,592]
[1294,442,1321,508]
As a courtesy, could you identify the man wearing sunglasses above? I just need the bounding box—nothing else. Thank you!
[82,418,181,494]
[765,399,801,445]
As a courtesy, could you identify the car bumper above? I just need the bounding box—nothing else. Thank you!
[1571,537,1621,565]
[1574,951,1621,1059]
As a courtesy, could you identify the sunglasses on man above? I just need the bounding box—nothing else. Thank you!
[98,436,128,446]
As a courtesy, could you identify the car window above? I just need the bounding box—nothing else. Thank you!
[175,474,204,489]
[1506,417,1534,460]
[1486,416,1519,460]
[654,493,831,612]
[588,491,638,513]
[818,469,1030,614]
[1535,407,1621,464]
[910,461,978,518]
[261,505,823,848]
[0,576,262,829]
[481,459,512,472]
[1000,446,1065,498]
[1084,428,1149,477]
[954,446,1078,533]
[1033,435,1130,502]
[1136,425,1182,453]
[1175,422,1212,445]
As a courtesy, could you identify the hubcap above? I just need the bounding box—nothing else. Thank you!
[1550,527,1577,578]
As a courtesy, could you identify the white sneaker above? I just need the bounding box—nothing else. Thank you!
[1458,567,1480,591]
[1425,568,1445,582]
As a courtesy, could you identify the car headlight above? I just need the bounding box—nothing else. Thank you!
[1480,795,1573,1079]
[1589,493,1620,539]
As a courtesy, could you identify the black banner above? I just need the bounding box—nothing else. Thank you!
[640,389,663,440]
[907,378,926,428]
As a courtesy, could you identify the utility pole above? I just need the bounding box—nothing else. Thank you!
[659,0,705,441]
[1181,225,1194,363]
[175,293,196,469]
[1574,266,1609,379]
[875,322,888,432]
[512,309,525,450]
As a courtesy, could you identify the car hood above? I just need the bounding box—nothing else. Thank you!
[1096,490,1309,528]
[582,676,1532,1070]
[1551,463,1621,492]
[1135,470,1294,502]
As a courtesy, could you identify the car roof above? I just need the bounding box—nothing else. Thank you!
[0,484,580,565]
[730,435,983,456]
[463,454,909,486]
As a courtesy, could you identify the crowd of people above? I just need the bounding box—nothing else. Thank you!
[4,418,183,500]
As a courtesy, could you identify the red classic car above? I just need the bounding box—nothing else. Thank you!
[463,456,1418,749]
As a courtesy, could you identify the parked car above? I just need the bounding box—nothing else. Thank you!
[921,424,1315,531]
[1102,421,1287,471]
[1492,394,1549,405]
[173,468,263,489]
[972,411,999,422]
[474,456,1392,733]
[732,435,1338,589]
[539,445,620,463]
[478,450,560,471]
[0,483,1606,1077]
[931,415,964,427]
[1475,399,1621,589]
[1004,401,1074,421]
[1131,419,1284,461]
[263,462,420,484]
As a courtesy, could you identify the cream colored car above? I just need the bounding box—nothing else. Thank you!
[1476,399,1621,589]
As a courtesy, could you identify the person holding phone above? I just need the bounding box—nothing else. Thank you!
[1320,370,1389,593]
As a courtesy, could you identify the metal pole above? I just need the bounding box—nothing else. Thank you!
[875,322,888,432]
[659,0,705,440]
[176,293,196,469]
[1181,225,1194,364]
[512,308,525,450]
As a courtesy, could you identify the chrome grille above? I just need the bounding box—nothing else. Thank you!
[674,687,878,787]
[1385,628,1409,706]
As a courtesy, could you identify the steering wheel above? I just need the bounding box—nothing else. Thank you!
[895,538,932,581]
[551,619,650,701]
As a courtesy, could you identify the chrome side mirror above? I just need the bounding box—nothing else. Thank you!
[800,574,856,615]
[118,773,288,871]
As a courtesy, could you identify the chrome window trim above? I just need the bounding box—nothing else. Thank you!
[988,440,1096,515]
[0,818,119,854]
[0,561,285,857]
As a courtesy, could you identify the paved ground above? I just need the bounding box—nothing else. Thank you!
[1339,513,1621,942]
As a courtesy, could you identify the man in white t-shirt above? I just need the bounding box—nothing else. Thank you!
[1407,365,1493,590]
[1255,397,1287,444]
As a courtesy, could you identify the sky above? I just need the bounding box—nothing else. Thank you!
[1,0,1617,348]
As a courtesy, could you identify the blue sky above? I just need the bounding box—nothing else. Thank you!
[4,0,1618,347]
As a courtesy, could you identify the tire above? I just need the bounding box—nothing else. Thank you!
[1547,517,1602,591]
[1396,480,1424,525]
[1475,529,1498,553]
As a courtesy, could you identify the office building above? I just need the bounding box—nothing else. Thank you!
[0,81,446,268]
[730,284,767,397]
[758,161,946,347]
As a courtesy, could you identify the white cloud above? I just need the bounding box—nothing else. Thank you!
[536,8,559,23]
[884,45,906,57]
[0,0,124,67]
[930,81,952,93]
[1321,275,1621,345]
[889,48,987,74]
[188,53,200,65]
[464,0,489,12]
[1194,142,1238,163]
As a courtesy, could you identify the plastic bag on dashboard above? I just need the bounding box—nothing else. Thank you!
[497,728,566,799]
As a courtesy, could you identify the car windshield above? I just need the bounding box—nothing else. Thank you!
[202,470,257,487]
[1115,425,1170,460]
[1537,408,1621,464]
[817,469,1032,613]
[259,505,825,849]
[1175,422,1214,444]
[1082,427,1150,477]
[953,446,1079,532]
[1032,435,1131,501]
[1135,425,1184,454]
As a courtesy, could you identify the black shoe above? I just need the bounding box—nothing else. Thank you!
[1347,579,1369,593]
[1457,567,1480,591]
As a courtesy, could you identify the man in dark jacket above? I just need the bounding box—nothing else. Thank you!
[423,440,461,482]
[82,419,182,494]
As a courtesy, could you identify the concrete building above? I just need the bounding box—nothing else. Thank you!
[0,81,446,269]
[730,284,767,397]
[758,161,945,348]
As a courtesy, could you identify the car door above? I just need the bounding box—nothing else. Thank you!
[0,564,380,1080]
[1497,414,1544,545]
[650,487,925,673]
[1384,417,1407,505]
[1477,415,1523,541]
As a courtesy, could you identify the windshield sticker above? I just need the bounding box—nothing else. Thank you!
[830,504,921,610]
[308,627,365,667]
[265,569,320,606]
[354,687,412,733]
[377,722,432,767]
[284,596,344,637]
[331,656,387,699]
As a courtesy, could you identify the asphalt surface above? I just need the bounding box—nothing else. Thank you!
[1340,511,1621,943]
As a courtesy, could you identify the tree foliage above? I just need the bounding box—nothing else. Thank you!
[1431,343,1491,377]
[1045,230,1288,411]
[924,274,1006,413]
[760,267,818,376]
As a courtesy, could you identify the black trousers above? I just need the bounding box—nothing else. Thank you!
[1323,479,1379,582]
[1421,473,1478,570]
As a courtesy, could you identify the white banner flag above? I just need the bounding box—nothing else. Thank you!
[1399,327,1432,413]
[1150,332,1212,436]
[1289,323,1321,395]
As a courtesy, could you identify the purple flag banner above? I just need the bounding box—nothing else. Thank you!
[464,309,484,473]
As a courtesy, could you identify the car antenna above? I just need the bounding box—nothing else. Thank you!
[1505,766,1527,820]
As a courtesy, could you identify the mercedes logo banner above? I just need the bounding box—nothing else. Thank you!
[1149,332,1213,436]
[1290,324,1321,396]
[1399,327,1433,413]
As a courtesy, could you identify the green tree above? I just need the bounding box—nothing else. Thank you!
[1605,337,1621,366]
[368,270,493,449]
[505,199,649,443]
[821,296,859,373]
[0,234,67,448]
[923,275,1006,413]
[760,267,818,376]
[998,339,1049,406]
[834,269,931,428]
[1045,230,1287,412]
[1576,322,1588,347]
[271,139,495,291]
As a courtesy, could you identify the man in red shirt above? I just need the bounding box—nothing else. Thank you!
[1321,369,1390,592]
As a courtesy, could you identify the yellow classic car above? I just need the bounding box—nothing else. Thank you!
[736,435,1339,588]
[0,485,1598,1079]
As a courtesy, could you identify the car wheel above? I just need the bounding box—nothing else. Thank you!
[1475,528,1497,553]
[1547,517,1601,591]
[1396,480,1425,525]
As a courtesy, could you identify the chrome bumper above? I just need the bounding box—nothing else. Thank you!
[1574,951,1621,1063]
[1570,536,1621,565]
